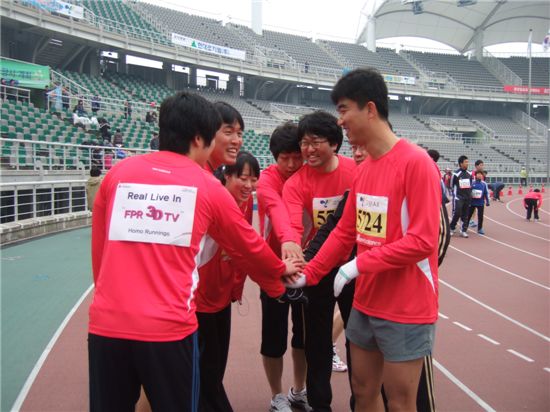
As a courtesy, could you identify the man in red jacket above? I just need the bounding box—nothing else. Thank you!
[90,92,301,412]
[290,68,440,411]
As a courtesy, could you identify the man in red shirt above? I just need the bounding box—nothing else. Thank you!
[90,92,301,412]
[290,68,440,411]
[282,111,356,411]
[256,122,307,412]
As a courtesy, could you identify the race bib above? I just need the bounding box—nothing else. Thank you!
[312,196,342,228]
[108,183,197,247]
[471,189,482,199]
[356,194,388,241]
[459,178,471,189]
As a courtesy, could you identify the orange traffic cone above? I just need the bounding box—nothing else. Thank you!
[508,186,513,196]
[490,190,494,198]
[542,184,545,193]
[529,185,533,192]
[518,186,523,195]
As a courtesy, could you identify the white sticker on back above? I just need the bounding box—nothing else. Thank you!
[108,183,197,247]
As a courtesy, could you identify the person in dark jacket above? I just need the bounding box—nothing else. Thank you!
[449,155,472,238]
[467,171,490,235]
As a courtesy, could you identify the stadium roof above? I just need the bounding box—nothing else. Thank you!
[358,0,550,53]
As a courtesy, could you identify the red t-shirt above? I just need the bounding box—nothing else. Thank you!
[195,199,252,313]
[257,164,301,254]
[304,139,440,324]
[90,151,285,342]
[282,155,356,247]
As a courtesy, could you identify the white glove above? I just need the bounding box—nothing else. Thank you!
[334,259,359,297]
[285,274,307,289]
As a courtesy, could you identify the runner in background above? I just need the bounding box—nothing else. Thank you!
[468,160,485,228]
[524,188,543,221]
[467,170,490,235]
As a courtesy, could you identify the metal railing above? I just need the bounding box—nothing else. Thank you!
[514,111,548,139]
[0,85,31,103]
[1,138,151,171]
[0,179,88,223]
[481,49,523,86]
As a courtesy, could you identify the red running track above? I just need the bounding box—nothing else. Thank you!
[19,193,550,411]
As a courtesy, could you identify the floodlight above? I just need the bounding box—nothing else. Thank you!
[457,0,477,6]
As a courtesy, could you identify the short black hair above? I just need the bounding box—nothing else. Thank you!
[215,151,260,185]
[298,111,343,152]
[213,101,244,130]
[534,188,541,193]
[90,167,101,177]
[427,149,440,162]
[475,159,484,167]
[458,155,468,165]
[269,122,301,160]
[159,92,221,154]
[475,170,484,177]
[331,68,389,121]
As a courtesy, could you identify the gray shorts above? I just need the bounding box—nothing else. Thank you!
[346,308,435,362]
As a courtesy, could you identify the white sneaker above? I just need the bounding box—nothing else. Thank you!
[332,345,348,372]
[460,231,469,238]
[288,387,312,411]
[270,393,292,412]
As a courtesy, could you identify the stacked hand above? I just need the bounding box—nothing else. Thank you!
[281,241,304,260]
[333,259,359,297]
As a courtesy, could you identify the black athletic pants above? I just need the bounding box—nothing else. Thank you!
[196,306,233,412]
[88,332,199,412]
[525,198,539,220]
[468,205,485,230]
[450,198,470,232]
[304,271,355,412]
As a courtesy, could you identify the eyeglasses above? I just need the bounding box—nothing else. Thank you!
[299,139,328,149]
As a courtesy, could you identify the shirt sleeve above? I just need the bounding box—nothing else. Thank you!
[303,188,358,285]
[282,174,307,242]
[257,175,300,244]
[208,184,286,298]
[354,156,440,275]
[91,175,108,285]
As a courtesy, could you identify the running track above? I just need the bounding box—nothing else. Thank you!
[3,192,549,411]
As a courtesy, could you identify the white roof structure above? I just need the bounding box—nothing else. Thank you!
[358,0,550,53]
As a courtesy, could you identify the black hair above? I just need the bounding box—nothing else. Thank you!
[297,110,343,152]
[458,155,468,165]
[159,91,221,154]
[214,151,260,185]
[269,121,301,160]
[534,188,541,193]
[331,68,389,121]
[213,101,244,131]
[475,159,484,167]
[427,149,440,162]
[475,170,484,177]
[90,167,101,177]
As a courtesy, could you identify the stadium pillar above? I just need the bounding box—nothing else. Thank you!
[189,67,198,88]
[366,16,376,52]
[89,50,101,77]
[163,62,175,89]
[118,52,128,75]
[227,74,240,97]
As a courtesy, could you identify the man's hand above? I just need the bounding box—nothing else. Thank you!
[283,273,307,288]
[283,257,305,276]
[281,241,304,260]
[334,259,360,297]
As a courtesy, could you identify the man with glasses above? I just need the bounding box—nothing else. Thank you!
[282,110,356,411]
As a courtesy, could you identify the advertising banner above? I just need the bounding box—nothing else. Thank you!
[503,85,550,95]
[171,33,246,61]
[24,0,84,19]
[0,58,51,89]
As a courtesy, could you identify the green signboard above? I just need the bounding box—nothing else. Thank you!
[0,58,50,89]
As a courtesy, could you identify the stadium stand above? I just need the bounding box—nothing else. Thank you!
[499,57,550,87]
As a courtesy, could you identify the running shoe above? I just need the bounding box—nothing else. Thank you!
[477,229,485,235]
[469,221,477,227]
[288,388,312,411]
[450,229,456,236]
[332,346,348,372]
[270,393,292,412]
[459,231,469,238]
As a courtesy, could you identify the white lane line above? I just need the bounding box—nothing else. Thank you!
[11,284,94,412]
[506,197,550,227]
[453,321,473,331]
[438,312,449,319]
[544,367,550,373]
[507,349,535,363]
[433,359,496,412]
[474,233,550,261]
[477,334,500,345]
[484,216,550,242]
[440,279,550,343]
[449,246,550,291]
